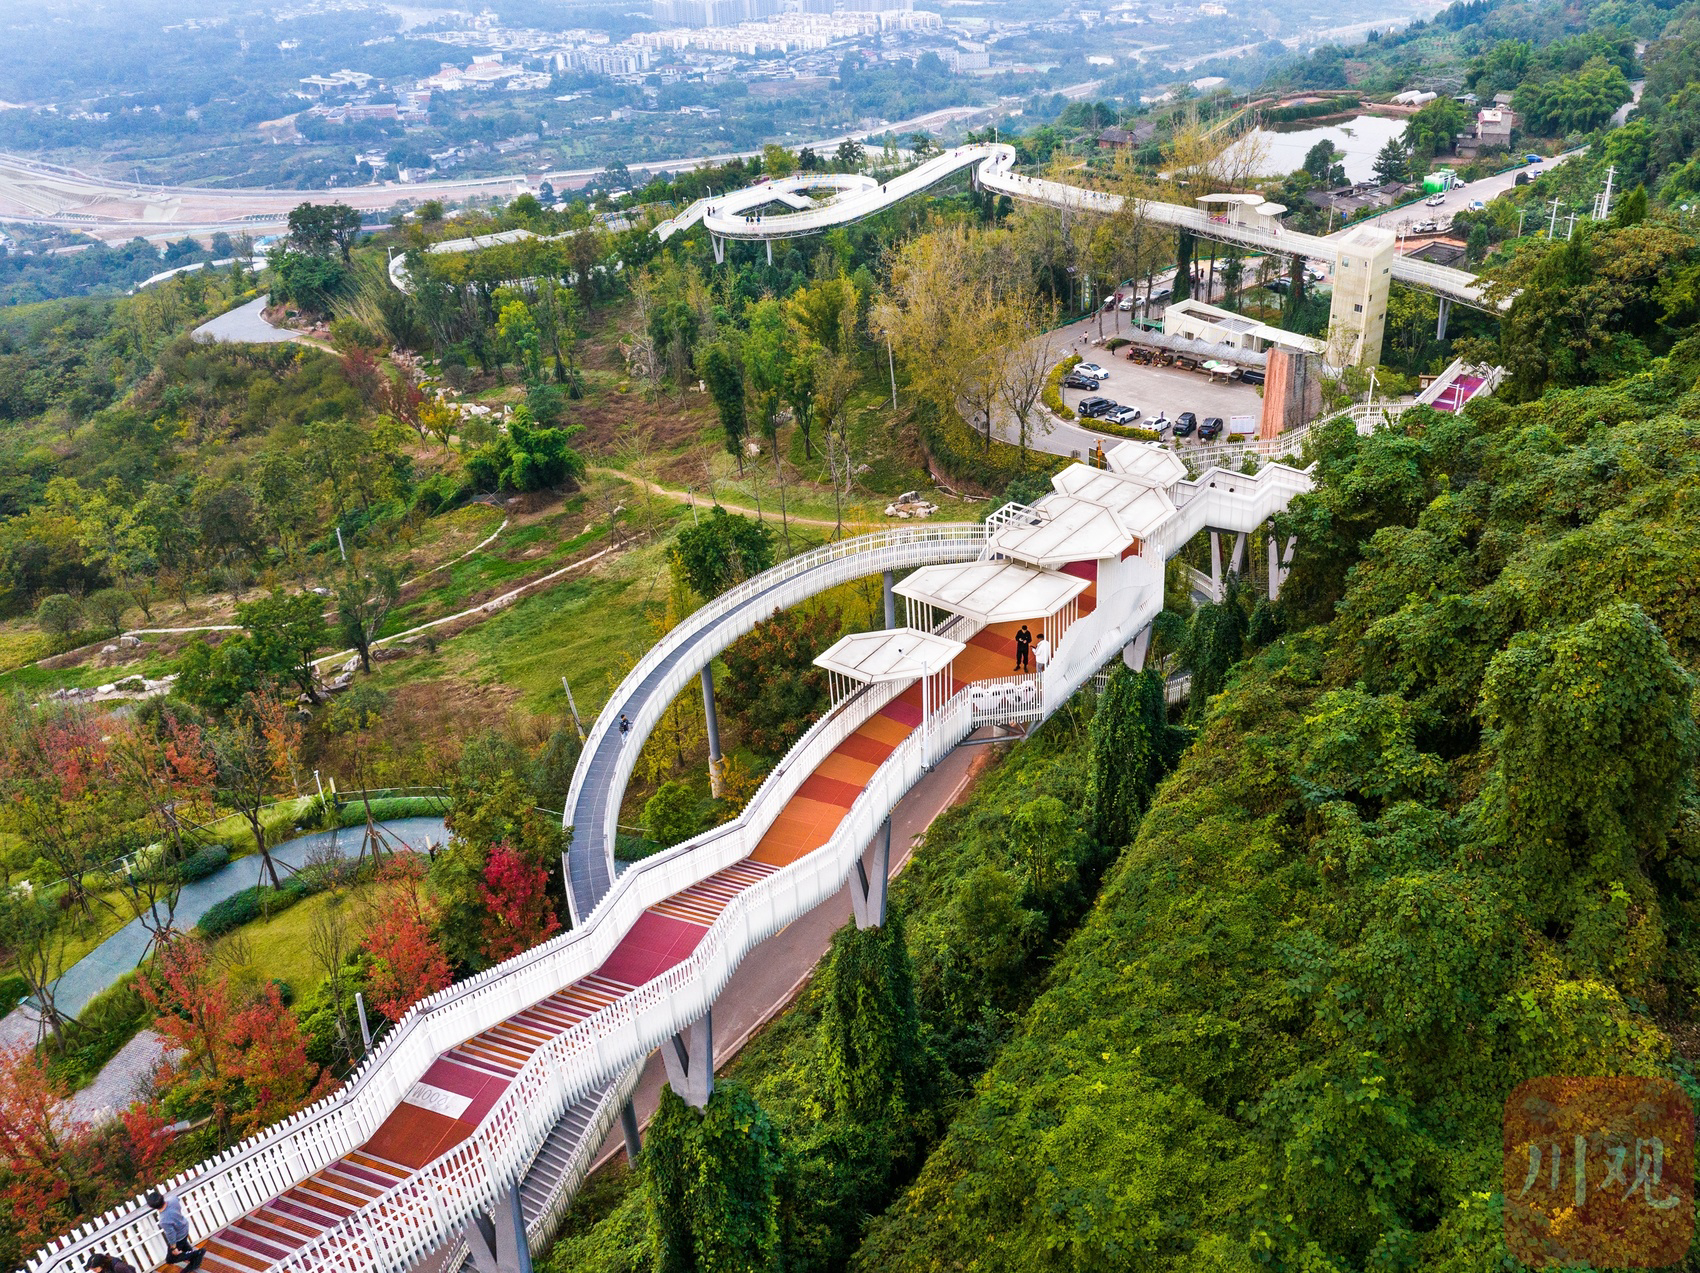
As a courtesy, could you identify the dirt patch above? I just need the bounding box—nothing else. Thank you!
[573,385,718,459]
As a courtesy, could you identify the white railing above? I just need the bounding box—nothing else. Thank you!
[564,523,988,916]
[1186,564,1221,603]
[967,673,1043,726]
[24,648,921,1273]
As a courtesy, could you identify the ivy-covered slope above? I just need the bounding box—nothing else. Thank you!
[854,370,1700,1270]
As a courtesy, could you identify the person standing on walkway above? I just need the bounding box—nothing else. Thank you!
[1014,625,1032,672]
[619,714,632,742]
[1034,634,1051,674]
[146,1191,204,1271]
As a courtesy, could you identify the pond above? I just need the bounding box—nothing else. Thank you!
[1226,114,1413,185]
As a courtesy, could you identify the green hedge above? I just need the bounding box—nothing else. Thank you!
[1043,354,1081,421]
[196,877,313,938]
[179,844,230,882]
[1083,417,1164,443]
[336,794,447,825]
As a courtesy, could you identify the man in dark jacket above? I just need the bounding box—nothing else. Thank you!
[1014,624,1032,672]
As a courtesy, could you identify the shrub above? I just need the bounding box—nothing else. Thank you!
[195,877,312,938]
[35,593,83,639]
[644,782,703,847]
[915,402,1047,494]
[178,845,230,882]
[1042,354,1081,422]
[85,588,133,633]
[1104,337,1130,352]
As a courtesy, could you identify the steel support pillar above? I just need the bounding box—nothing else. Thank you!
[712,235,725,265]
[1122,624,1152,672]
[661,1010,714,1108]
[465,1184,532,1273]
[701,666,724,798]
[1229,531,1247,576]
[1436,297,1451,341]
[883,569,896,630]
[620,1100,642,1165]
[850,817,892,929]
[765,239,773,266]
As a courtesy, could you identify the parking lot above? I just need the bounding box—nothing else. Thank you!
[1059,354,1264,448]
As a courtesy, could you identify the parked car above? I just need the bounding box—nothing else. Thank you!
[1425,193,1446,207]
[1063,371,1100,390]
[1076,396,1117,419]
[1106,405,1142,425]
[1199,416,1224,440]
[1076,362,1110,380]
[1413,219,1440,233]
[1150,285,1172,301]
[1468,200,1486,211]
[1172,411,1199,437]
[1118,297,1134,311]
[1525,152,1542,163]
[1235,368,1265,386]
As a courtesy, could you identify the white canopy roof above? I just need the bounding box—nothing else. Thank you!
[895,560,1088,623]
[814,627,966,684]
[989,494,1135,566]
[1048,465,1179,541]
[1106,441,1189,488]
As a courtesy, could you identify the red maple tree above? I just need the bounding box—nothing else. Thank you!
[478,842,561,963]
[0,1044,89,1250]
[360,855,452,1023]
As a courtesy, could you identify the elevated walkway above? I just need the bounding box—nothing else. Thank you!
[27,444,1312,1273]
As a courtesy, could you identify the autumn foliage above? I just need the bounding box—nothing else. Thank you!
[0,1045,88,1252]
[360,855,453,1023]
[478,842,561,963]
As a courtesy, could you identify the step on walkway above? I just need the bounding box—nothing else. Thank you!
[187,604,1089,1272]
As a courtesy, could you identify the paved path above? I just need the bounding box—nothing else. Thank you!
[1355,147,1587,234]
[191,295,302,345]
[64,1030,171,1125]
[49,816,449,1021]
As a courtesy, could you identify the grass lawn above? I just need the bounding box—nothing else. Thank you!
[213,884,377,1001]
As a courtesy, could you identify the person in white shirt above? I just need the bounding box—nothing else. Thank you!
[1033,635,1051,673]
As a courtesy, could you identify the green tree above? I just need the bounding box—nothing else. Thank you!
[671,507,775,600]
[719,604,837,757]
[1182,581,1250,720]
[464,407,586,493]
[239,591,330,705]
[1372,138,1411,185]
[645,1081,783,1273]
[818,907,931,1129]
[34,593,82,640]
[496,300,543,383]
[700,342,750,475]
[1515,57,1633,136]
[643,781,702,847]
[1480,602,1697,922]
[1302,139,1346,187]
[286,201,363,262]
[1087,664,1180,847]
[334,561,401,674]
[1401,97,1470,162]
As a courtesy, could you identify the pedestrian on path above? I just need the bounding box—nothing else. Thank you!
[1014,625,1032,672]
[84,1255,138,1273]
[146,1191,204,1271]
[1034,635,1051,673]
[619,714,632,743]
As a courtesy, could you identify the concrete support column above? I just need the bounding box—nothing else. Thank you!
[1436,296,1451,341]
[465,1183,532,1273]
[765,239,773,266]
[850,817,892,930]
[1209,530,1222,599]
[712,235,725,265]
[1274,535,1298,599]
[620,1100,642,1165]
[701,666,724,798]
[1122,624,1152,673]
[662,1010,714,1109]
[1267,529,1280,602]
[1229,531,1247,576]
[883,569,896,630]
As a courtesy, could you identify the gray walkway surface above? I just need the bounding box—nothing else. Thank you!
[64,1029,171,1125]
[191,294,302,345]
[50,816,449,1020]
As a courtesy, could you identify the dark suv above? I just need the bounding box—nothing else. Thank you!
[1063,370,1101,391]
[1199,416,1225,440]
[1172,411,1199,437]
[1076,396,1117,419]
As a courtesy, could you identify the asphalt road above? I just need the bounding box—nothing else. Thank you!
[191,294,304,344]
[1354,146,1587,235]
[585,740,991,1172]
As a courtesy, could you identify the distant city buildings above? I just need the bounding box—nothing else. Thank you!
[651,0,783,27]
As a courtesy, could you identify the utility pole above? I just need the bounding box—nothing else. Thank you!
[1517,208,1527,238]
[1595,164,1616,221]
[1547,198,1561,240]
[1565,211,1576,240]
